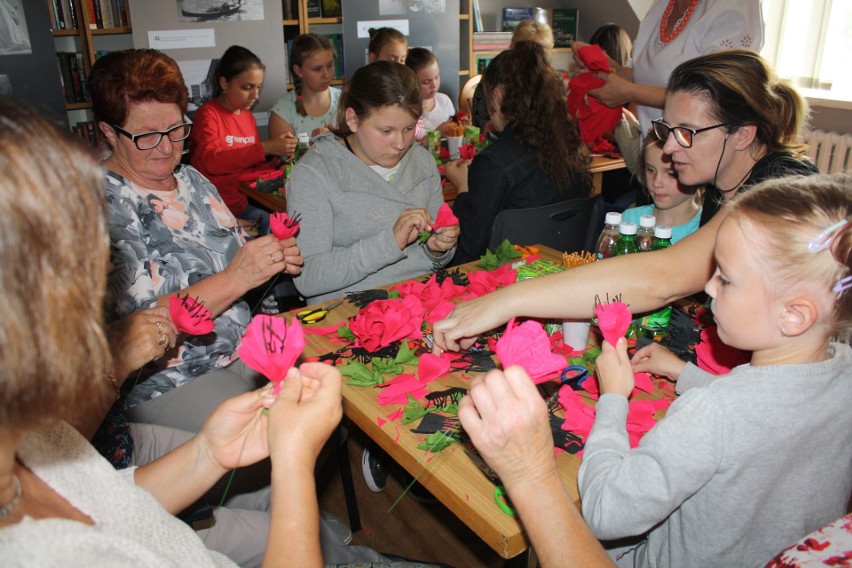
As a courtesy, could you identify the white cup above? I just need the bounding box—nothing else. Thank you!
[447,136,463,160]
[562,321,591,350]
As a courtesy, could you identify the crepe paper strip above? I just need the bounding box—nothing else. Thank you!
[595,301,632,346]
[386,408,404,422]
[269,212,300,240]
[237,315,305,394]
[425,299,455,324]
[633,371,655,394]
[169,294,215,335]
[695,325,751,375]
[433,202,459,230]
[349,295,425,353]
[417,352,453,384]
[301,322,344,337]
[377,375,430,406]
[377,417,387,427]
[459,143,477,161]
[494,318,568,384]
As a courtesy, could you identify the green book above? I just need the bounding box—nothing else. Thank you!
[552,8,579,48]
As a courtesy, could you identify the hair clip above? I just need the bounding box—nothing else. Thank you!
[808,219,849,253]
[833,275,852,294]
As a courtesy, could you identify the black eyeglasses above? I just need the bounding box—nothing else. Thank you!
[111,122,192,150]
[652,118,728,148]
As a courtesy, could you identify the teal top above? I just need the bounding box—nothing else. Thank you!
[621,204,701,244]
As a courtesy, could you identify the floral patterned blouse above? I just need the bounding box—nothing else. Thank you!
[105,165,250,409]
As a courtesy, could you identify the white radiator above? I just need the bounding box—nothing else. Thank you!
[802,129,852,174]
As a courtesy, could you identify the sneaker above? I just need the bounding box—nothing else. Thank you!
[361,446,388,493]
[320,511,353,545]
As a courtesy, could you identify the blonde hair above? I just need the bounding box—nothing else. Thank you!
[0,98,112,429]
[727,174,852,340]
[510,19,554,50]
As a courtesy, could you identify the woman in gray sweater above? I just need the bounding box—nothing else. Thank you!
[287,61,459,304]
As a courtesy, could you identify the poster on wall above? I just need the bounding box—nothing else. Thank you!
[0,0,32,55]
[178,0,265,22]
[178,58,217,114]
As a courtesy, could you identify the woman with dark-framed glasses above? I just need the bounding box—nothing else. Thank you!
[89,49,304,433]
[433,49,817,349]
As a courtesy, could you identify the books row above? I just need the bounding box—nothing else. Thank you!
[56,51,89,104]
[72,121,99,146]
[47,0,131,31]
[284,0,340,20]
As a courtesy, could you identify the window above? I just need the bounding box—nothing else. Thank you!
[761,0,852,102]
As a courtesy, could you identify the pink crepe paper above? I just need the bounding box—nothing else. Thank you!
[376,374,429,405]
[349,295,425,352]
[169,294,215,335]
[465,264,517,298]
[595,301,632,346]
[432,202,459,230]
[301,322,344,337]
[459,143,477,161]
[494,318,567,383]
[695,325,750,375]
[238,315,305,394]
[270,212,300,240]
[386,409,404,422]
[417,352,452,384]
[581,371,654,398]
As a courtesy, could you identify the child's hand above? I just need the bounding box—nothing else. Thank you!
[631,343,686,381]
[596,337,635,398]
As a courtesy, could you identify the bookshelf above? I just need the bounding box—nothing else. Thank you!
[459,0,474,77]
[47,0,133,140]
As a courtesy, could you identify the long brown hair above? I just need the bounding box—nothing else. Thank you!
[483,41,591,192]
[0,98,112,429]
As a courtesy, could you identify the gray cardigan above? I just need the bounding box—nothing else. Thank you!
[287,135,454,303]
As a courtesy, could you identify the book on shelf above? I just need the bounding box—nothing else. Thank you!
[306,0,321,18]
[471,0,483,32]
[476,56,494,74]
[552,8,579,48]
[84,0,131,29]
[48,0,80,30]
[283,0,296,20]
[321,0,341,18]
[473,31,512,51]
[501,7,534,31]
[323,34,345,80]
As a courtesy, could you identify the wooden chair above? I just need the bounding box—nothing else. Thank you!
[488,195,604,254]
[458,74,482,115]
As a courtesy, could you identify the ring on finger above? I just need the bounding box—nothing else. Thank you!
[158,332,168,347]
[155,320,164,334]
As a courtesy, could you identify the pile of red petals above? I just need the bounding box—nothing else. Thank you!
[349,295,426,353]
[169,294,215,335]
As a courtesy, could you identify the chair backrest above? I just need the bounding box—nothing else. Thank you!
[458,74,482,115]
[488,195,604,253]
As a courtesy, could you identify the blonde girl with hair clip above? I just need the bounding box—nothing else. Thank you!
[586,174,852,567]
[269,33,340,141]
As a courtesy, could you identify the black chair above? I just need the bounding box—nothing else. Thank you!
[487,195,604,253]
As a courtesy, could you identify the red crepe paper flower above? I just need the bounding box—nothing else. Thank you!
[238,315,305,393]
[464,264,517,298]
[459,143,477,161]
[439,146,449,160]
[169,294,215,335]
[566,44,623,146]
[417,352,452,384]
[270,212,300,240]
[494,318,567,383]
[433,202,459,230]
[595,301,632,345]
[349,296,425,353]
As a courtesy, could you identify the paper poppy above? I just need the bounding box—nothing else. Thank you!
[270,212,300,240]
[433,203,459,230]
[459,143,477,161]
[494,318,567,383]
[349,296,425,353]
[169,294,215,335]
[595,301,632,346]
[238,315,305,393]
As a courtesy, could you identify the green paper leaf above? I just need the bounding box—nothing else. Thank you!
[416,428,460,453]
[417,230,433,244]
[342,360,383,386]
[372,356,404,376]
[338,326,355,341]
[402,393,429,424]
[387,289,401,299]
[395,341,418,365]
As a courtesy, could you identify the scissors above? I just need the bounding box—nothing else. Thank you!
[561,365,590,390]
[296,300,344,325]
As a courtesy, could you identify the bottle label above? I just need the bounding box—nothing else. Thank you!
[639,305,672,330]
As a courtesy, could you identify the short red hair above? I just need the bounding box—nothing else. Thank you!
[89,49,189,126]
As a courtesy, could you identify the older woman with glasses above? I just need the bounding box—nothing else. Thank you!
[90,49,303,433]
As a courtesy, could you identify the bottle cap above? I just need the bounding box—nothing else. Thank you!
[654,225,672,239]
[619,221,637,235]
[297,132,310,144]
[604,212,622,225]
[639,215,656,228]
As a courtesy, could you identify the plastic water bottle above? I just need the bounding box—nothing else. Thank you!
[292,132,310,162]
[611,221,639,257]
[595,212,622,260]
[651,225,673,251]
[636,215,656,252]
[639,225,675,336]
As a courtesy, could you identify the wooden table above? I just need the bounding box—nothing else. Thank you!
[239,155,626,213]
[282,245,672,561]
